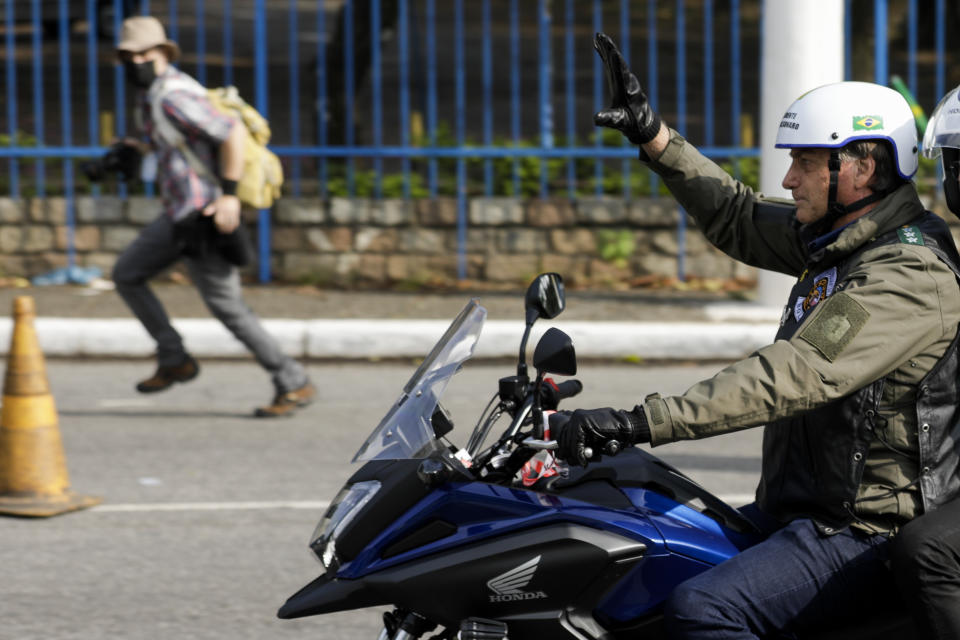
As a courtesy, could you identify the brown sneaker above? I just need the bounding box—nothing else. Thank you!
[135,356,200,393]
[254,382,316,418]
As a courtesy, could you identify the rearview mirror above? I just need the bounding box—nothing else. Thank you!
[532,327,577,376]
[525,273,565,324]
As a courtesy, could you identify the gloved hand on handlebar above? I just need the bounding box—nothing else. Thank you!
[593,32,662,145]
[551,406,651,467]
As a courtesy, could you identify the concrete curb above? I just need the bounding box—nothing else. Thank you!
[0,317,782,361]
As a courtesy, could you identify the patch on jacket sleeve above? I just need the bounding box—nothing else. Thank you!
[797,292,869,362]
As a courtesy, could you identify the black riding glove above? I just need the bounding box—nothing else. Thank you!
[593,32,662,145]
[555,406,651,467]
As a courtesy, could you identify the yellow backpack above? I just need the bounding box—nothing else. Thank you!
[205,86,284,209]
[149,76,284,209]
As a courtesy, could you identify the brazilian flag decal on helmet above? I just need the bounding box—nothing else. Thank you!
[853,115,884,131]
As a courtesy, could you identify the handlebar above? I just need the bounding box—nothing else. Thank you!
[521,439,620,460]
[476,377,584,476]
[553,379,582,400]
[540,378,582,411]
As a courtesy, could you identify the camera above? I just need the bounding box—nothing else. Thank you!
[81,142,142,183]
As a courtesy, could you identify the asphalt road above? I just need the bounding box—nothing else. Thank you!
[0,360,761,639]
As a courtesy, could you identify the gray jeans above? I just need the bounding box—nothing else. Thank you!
[112,213,308,394]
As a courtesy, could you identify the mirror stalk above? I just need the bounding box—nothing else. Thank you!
[532,372,545,439]
[517,323,533,377]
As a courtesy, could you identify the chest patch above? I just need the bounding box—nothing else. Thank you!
[794,267,838,323]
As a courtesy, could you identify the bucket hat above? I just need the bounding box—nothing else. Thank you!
[116,16,180,61]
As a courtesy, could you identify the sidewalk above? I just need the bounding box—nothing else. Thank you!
[0,283,782,361]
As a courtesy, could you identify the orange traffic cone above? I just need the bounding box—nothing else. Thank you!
[0,296,101,517]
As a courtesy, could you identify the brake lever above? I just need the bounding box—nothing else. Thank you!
[522,437,558,451]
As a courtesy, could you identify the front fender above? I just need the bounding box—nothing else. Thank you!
[277,572,387,619]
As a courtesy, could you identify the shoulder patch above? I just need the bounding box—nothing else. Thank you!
[797,292,869,362]
[897,225,924,246]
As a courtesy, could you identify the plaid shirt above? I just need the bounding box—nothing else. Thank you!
[138,68,235,221]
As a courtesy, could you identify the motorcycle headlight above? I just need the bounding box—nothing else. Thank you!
[309,480,381,569]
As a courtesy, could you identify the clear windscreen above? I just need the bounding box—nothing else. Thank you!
[351,300,487,462]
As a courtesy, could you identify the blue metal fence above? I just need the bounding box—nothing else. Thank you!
[0,0,954,282]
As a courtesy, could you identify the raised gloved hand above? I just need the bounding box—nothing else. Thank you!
[553,406,651,467]
[593,32,662,145]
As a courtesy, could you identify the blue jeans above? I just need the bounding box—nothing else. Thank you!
[663,503,898,639]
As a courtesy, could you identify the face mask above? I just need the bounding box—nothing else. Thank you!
[124,60,157,88]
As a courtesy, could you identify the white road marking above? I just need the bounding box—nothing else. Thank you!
[97,398,156,408]
[91,500,331,513]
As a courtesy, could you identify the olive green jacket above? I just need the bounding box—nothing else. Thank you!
[641,130,960,532]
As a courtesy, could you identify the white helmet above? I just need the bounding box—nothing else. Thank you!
[922,84,960,157]
[922,84,960,215]
[775,81,919,179]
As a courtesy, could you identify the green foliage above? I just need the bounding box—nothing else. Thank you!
[596,229,636,267]
[490,138,565,197]
[574,128,672,197]
[718,157,761,191]
[399,122,674,198]
[325,167,429,198]
[581,162,671,197]
[0,130,66,197]
[0,121,814,202]
[382,172,429,198]
[0,130,40,147]
[410,120,466,195]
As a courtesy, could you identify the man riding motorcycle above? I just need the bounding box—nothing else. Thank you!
[552,33,960,638]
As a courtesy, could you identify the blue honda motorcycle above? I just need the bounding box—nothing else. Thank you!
[279,273,915,639]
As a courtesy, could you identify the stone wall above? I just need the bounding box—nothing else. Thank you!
[0,194,790,287]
